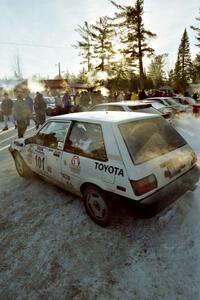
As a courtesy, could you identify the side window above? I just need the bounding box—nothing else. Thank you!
[64,122,107,161]
[35,121,70,149]
[91,105,108,111]
[108,105,124,111]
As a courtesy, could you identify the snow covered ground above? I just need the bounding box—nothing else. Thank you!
[0,114,200,299]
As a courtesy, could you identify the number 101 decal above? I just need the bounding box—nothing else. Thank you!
[35,155,45,170]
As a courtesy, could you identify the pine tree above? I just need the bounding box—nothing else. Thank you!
[167,69,174,87]
[74,22,93,72]
[190,9,200,48]
[147,54,168,88]
[192,54,200,83]
[173,29,192,92]
[110,0,156,89]
[90,16,115,71]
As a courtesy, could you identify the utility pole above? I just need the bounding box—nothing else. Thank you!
[58,62,61,78]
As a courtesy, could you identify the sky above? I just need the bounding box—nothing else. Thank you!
[0,0,199,79]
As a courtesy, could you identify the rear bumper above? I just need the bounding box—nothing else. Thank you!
[137,165,200,217]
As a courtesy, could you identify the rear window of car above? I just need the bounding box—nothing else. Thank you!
[128,106,160,114]
[119,117,186,165]
[90,105,124,111]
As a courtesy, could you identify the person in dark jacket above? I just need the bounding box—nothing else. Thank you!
[24,90,33,126]
[34,92,47,129]
[1,92,16,131]
[62,91,72,111]
[138,89,147,100]
[193,92,198,101]
[13,94,27,138]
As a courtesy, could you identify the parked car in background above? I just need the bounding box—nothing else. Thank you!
[44,97,58,116]
[146,97,182,114]
[9,111,199,226]
[143,100,175,120]
[44,96,81,116]
[173,96,196,106]
[89,101,172,123]
[173,96,200,114]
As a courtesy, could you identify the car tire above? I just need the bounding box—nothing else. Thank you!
[83,185,114,227]
[14,153,32,177]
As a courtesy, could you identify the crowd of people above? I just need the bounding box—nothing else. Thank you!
[1,91,47,138]
[1,87,199,138]
[0,89,105,137]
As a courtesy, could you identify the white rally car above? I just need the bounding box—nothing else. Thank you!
[9,111,199,226]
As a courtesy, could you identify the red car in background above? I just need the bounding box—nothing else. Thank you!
[173,96,200,114]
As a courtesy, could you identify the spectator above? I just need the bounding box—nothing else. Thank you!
[1,92,16,131]
[74,92,81,107]
[13,94,27,138]
[131,91,138,100]
[24,90,33,126]
[117,91,125,101]
[162,90,169,97]
[138,89,147,100]
[34,92,47,129]
[193,92,198,101]
[184,91,190,97]
[62,91,71,111]
[80,91,90,108]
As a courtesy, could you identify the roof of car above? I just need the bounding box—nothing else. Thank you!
[49,111,158,123]
[147,97,173,100]
[93,101,148,106]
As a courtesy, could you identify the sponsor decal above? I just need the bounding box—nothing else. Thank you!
[61,172,70,181]
[35,154,45,171]
[26,146,33,164]
[160,158,185,178]
[95,162,124,177]
[35,145,44,154]
[57,142,64,150]
[70,155,81,173]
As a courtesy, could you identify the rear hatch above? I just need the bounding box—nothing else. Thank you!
[117,116,197,199]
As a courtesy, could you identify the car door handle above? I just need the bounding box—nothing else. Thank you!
[53,150,61,157]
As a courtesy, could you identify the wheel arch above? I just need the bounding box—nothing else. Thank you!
[80,181,105,196]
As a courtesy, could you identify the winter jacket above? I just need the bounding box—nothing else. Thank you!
[1,98,13,116]
[13,99,27,121]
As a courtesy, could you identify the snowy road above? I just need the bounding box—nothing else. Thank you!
[0,115,200,299]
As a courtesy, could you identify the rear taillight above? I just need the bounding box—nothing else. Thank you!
[130,174,157,196]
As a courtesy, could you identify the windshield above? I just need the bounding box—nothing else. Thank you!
[164,98,177,105]
[187,98,196,105]
[119,117,186,165]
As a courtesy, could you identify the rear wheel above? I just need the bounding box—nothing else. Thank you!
[83,185,113,227]
[14,153,32,177]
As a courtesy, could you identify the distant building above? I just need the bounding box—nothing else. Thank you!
[41,79,69,96]
[41,79,92,96]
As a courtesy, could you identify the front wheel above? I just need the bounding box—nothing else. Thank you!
[83,186,113,227]
[14,153,32,177]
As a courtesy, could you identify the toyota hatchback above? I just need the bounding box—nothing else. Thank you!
[9,111,199,226]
